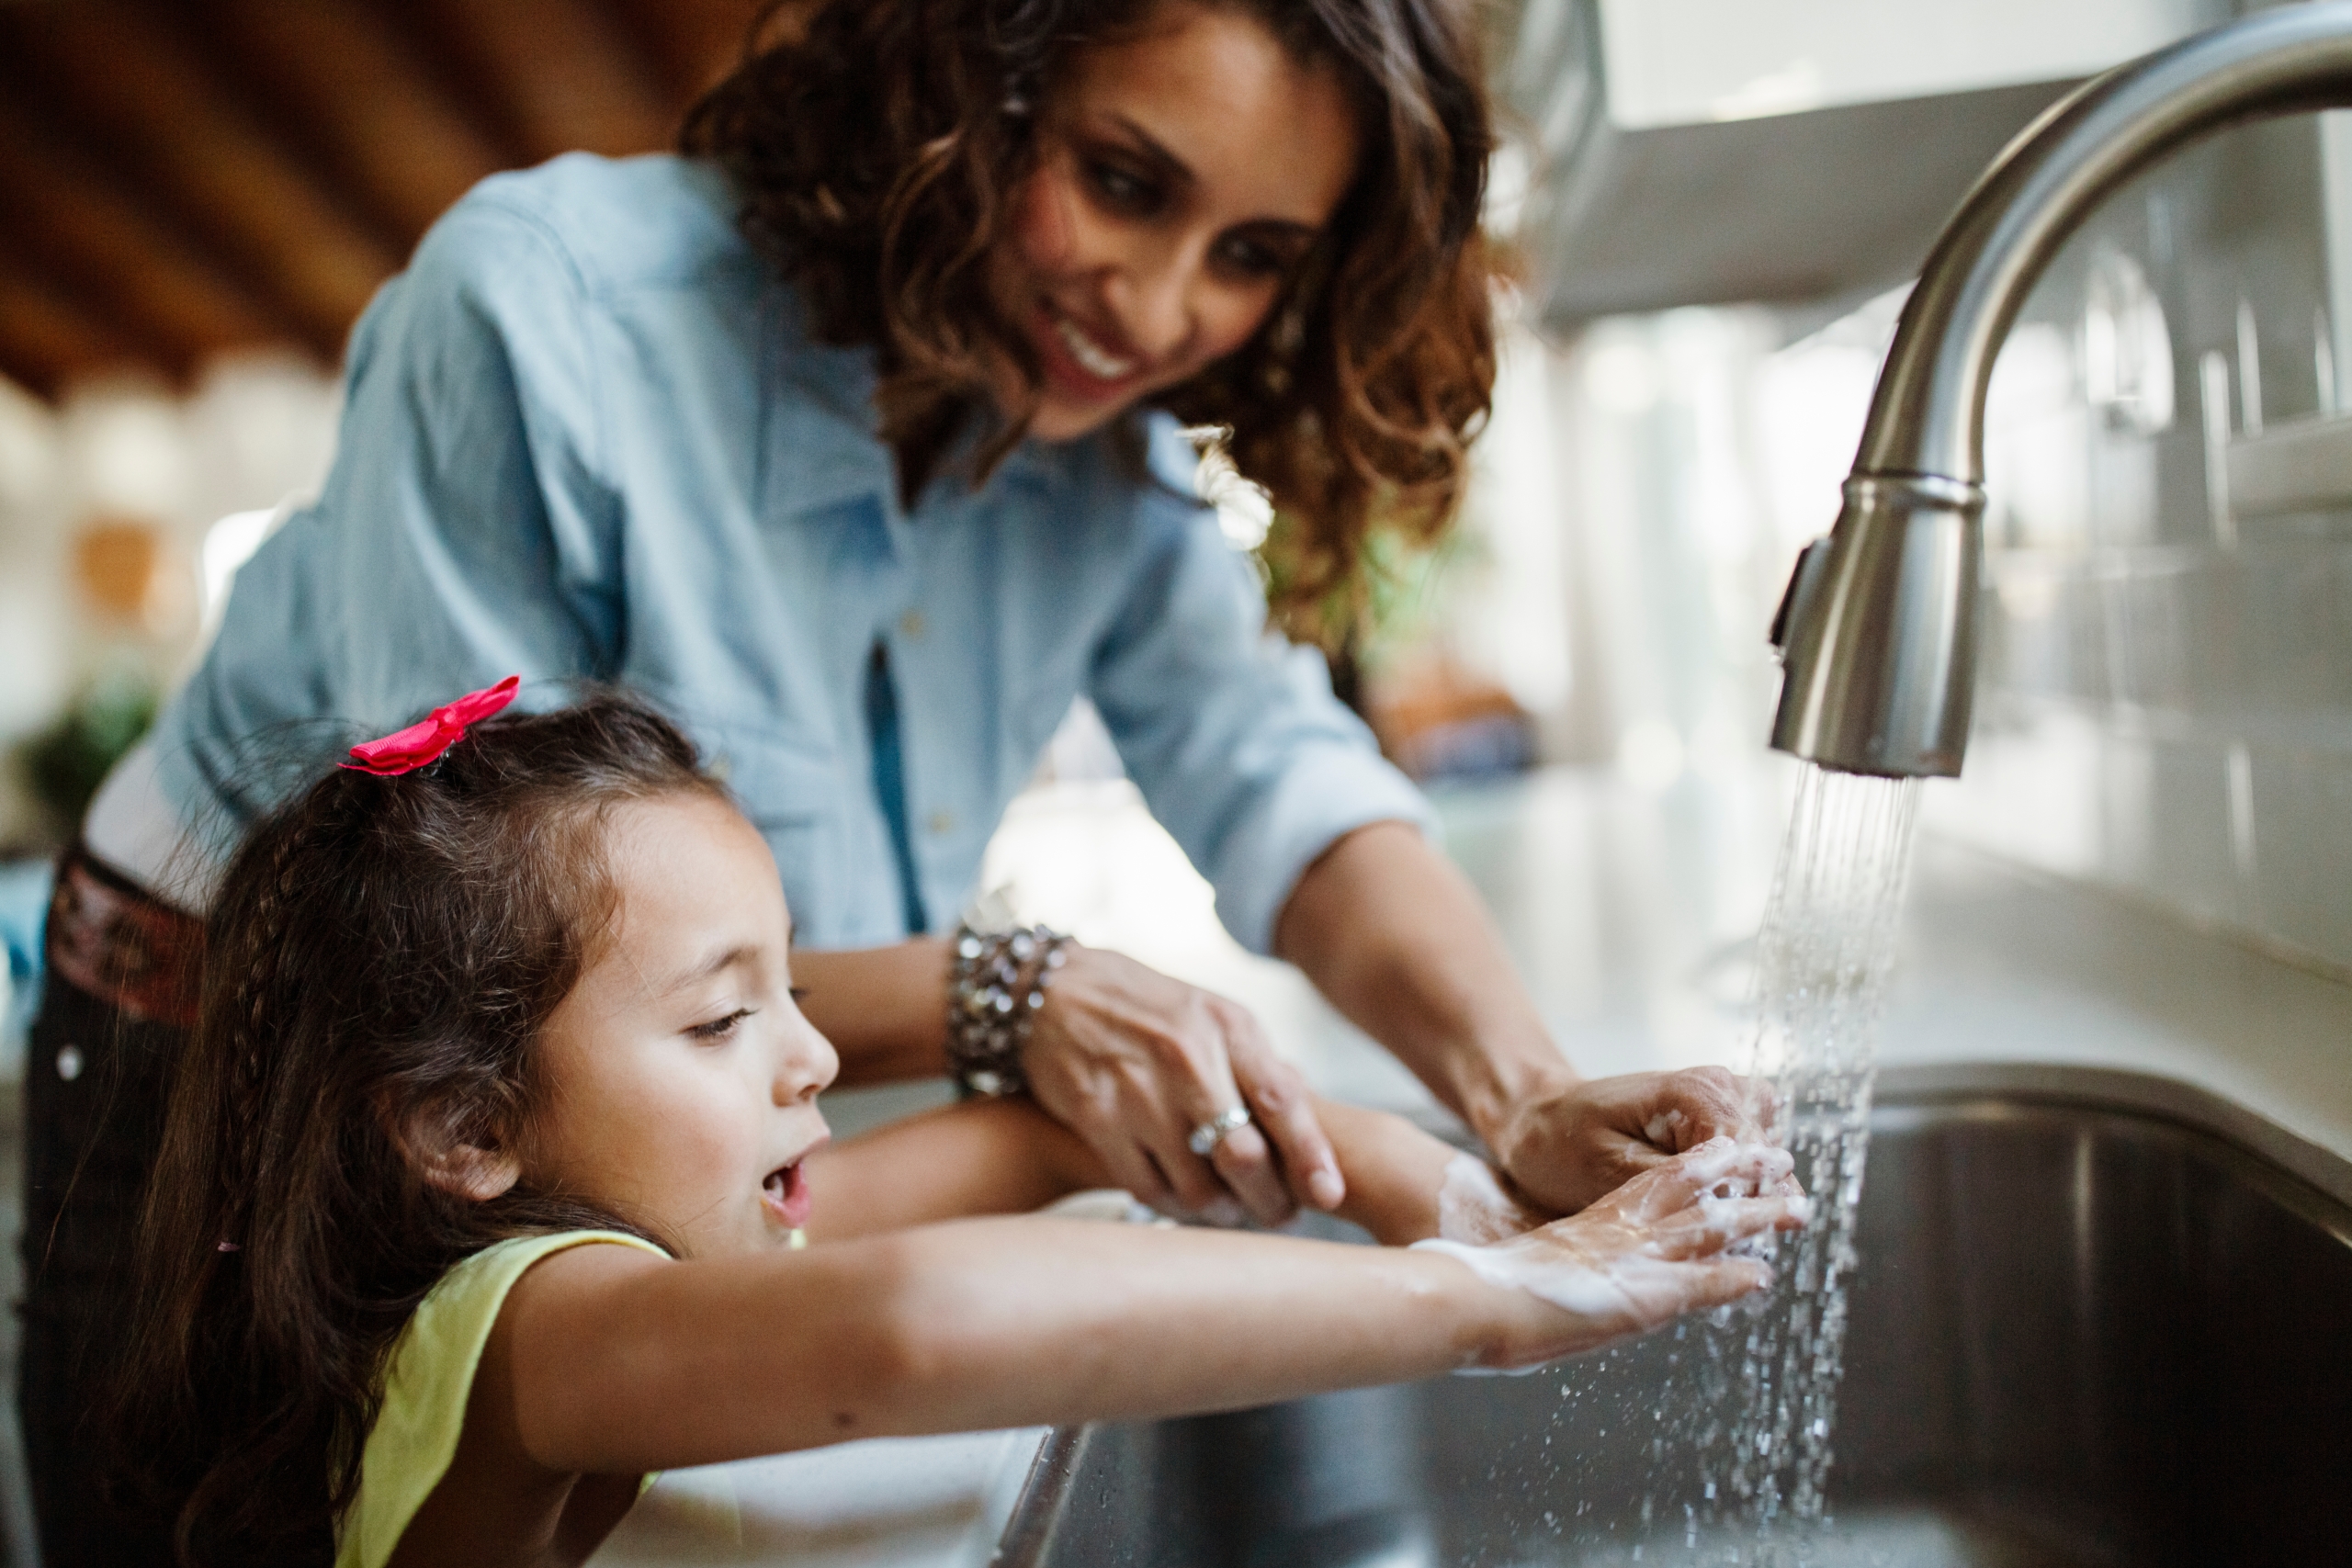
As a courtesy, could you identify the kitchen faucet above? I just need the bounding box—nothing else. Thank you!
[1770,4,2352,778]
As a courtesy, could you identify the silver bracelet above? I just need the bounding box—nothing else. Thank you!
[945,921,1069,1098]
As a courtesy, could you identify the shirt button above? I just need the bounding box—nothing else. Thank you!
[927,810,955,835]
[899,609,927,640]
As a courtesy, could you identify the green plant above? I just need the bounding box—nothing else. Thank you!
[17,669,160,833]
[1257,506,1477,673]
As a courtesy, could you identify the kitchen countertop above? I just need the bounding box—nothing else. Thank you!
[592,1427,1046,1568]
[1875,839,2352,1201]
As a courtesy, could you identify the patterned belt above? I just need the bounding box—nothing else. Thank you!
[44,847,203,1030]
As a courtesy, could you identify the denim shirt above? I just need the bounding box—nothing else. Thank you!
[153,154,1430,953]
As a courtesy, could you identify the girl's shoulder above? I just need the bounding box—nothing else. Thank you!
[336,1231,665,1568]
[421,1229,667,1321]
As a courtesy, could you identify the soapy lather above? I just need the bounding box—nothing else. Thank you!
[1414,1139,1808,1367]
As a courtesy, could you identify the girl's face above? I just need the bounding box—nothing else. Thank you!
[989,1,1362,443]
[523,792,837,1259]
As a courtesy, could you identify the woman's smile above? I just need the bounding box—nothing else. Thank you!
[1032,298,1146,399]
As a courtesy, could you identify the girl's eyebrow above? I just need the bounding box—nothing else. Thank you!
[657,943,761,998]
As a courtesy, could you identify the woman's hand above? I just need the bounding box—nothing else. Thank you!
[1021,944,1342,1226]
[1487,1068,1790,1216]
[1429,1138,1807,1371]
[1271,824,1792,1219]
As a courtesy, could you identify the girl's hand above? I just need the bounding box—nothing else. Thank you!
[1424,1139,1808,1371]
[1022,944,1341,1226]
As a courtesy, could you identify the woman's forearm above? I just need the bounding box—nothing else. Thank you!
[791,941,952,1085]
[1273,822,1578,1147]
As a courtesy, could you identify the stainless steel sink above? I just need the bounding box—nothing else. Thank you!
[993,1066,2352,1567]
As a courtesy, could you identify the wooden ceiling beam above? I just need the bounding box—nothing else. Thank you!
[196,0,510,251]
[5,0,401,357]
[597,0,761,107]
[0,252,145,400]
[0,92,289,380]
[390,0,680,166]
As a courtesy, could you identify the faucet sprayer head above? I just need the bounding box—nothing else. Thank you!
[1767,4,2352,779]
[1769,476,1984,779]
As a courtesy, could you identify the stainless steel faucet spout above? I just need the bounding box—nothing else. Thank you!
[1771,5,2352,778]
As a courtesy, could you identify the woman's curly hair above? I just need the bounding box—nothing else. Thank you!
[683,0,1498,640]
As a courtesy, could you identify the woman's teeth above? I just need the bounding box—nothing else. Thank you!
[1055,315,1136,381]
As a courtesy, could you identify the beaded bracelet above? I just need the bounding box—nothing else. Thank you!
[945,921,1070,1098]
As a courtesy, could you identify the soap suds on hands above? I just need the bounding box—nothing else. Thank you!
[1413,1137,1805,1370]
[1412,1234,1673,1320]
[1436,1154,1545,1245]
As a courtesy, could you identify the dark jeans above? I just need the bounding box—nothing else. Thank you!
[21,852,188,1565]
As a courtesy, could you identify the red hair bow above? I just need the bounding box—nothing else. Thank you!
[339,675,521,776]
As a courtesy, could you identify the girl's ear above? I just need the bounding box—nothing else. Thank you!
[416,1139,523,1203]
[386,1097,524,1203]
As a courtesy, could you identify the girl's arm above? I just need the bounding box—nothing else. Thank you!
[801,1097,1106,1238]
[803,1093,1522,1246]
[494,1139,1797,1475]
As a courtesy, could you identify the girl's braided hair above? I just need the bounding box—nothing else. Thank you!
[107,693,726,1565]
[682,0,1498,642]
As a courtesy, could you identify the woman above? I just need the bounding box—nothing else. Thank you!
[28,1,1765,1558]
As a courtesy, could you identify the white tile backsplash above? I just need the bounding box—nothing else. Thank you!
[1947,103,2352,975]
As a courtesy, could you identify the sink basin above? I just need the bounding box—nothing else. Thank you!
[993,1066,2352,1567]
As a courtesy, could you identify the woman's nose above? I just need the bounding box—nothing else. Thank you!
[1107,242,1198,363]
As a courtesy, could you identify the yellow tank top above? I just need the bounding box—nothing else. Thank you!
[334,1230,666,1568]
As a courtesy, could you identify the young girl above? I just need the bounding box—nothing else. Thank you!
[111,693,1803,1566]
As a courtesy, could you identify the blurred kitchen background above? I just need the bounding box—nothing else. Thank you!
[13,0,2350,1053]
[11,0,2352,1555]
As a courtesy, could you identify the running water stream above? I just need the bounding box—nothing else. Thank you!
[1672,763,1924,1562]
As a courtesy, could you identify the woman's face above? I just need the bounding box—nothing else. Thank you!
[990,1,1362,443]
[522,792,838,1259]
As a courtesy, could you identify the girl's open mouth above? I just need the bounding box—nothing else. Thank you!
[763,1161,814,1229]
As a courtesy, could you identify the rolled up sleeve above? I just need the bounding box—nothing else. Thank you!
[1088,499,1434,955]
